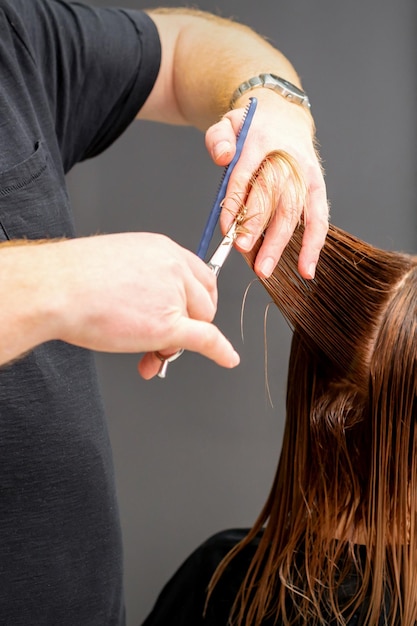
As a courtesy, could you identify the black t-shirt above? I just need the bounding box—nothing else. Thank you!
[0,1,160,624]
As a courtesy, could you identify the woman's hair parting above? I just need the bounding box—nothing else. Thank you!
[207,152,417,625]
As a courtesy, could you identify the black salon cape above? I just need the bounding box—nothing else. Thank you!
[142,529,390,626]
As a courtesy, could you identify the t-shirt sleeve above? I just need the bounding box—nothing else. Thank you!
[7,0,161,170]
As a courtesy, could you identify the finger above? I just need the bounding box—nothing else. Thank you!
[181,247,218,308]
[137,350,180,380]
[231,169,274,252]
[207,112,256,233]
[297,181,329,279]
[252,187,302,278]
[138,318,240,380]
[137,357,159,380]
[207,111,262,233]
[218,158,263,236]
[175,318,240,367]
[184,272,218,323]
[205,117,237,166]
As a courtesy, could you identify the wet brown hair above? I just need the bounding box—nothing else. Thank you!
[208,154,417,625]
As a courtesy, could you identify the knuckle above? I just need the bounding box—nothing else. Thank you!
[280,199,302,227]
[201,309,215,324]
[308,213,330,237]
[200,298,216,323]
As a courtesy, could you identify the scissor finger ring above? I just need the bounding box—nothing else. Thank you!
[155,349,184,379]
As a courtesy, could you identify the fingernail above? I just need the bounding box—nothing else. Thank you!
[230,351,240,367]
[238,234,254,251]
[260,257,275,278]
[213,140,232,161]
[307,262,316,279]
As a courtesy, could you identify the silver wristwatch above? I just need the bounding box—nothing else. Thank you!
[230,73,311,109]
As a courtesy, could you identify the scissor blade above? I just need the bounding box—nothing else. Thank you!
[206,221,238,277]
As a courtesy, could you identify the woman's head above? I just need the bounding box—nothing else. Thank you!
[246,225,416,624]
[209,153,417,625]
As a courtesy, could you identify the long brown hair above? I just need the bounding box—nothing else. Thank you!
[208,154,417,624]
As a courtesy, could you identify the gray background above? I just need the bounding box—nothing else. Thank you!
[66,1,416,624]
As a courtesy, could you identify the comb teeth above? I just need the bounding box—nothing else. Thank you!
[196,97,258,260]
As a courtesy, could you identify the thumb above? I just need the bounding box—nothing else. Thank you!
[205,116,237,166]
[137,318,240,380]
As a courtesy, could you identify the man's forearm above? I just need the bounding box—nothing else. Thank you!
[140,8,306,129]
[0,242,62,365]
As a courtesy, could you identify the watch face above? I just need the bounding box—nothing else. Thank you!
[270,74,306,97]
[268,74,310,107]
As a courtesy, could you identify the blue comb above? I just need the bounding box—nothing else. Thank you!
[196,97,258,260]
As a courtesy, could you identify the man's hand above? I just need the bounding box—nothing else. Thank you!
[141,10,329,279]
[0,233,240,377]
[205,92,329,280]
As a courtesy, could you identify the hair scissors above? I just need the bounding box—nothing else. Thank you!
[156,97,258,378]
[156,220,239,378]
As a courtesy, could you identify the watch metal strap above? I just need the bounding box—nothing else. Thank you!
[230,73,311,109]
